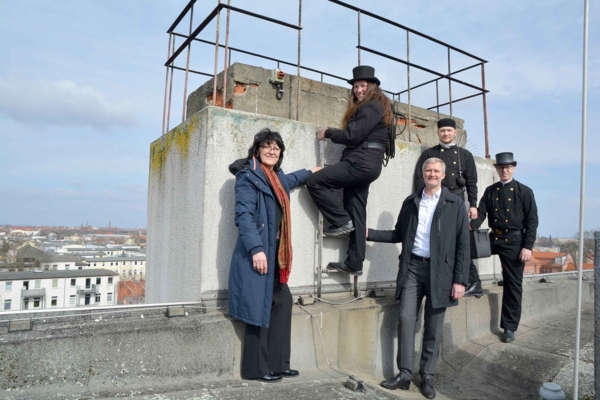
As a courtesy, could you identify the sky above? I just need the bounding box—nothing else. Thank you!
[0,0,598,237]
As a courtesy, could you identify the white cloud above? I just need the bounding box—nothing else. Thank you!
[0,77,138,131]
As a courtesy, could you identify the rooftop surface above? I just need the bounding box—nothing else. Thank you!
[0,278,594,400]
[92,297,594,400]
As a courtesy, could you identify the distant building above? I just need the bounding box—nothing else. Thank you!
[525,251,573,275]
[0,242,87,272]
[86,256,146,280]
[0,269,118,310]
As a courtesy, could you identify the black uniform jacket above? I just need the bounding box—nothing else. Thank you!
[470,179,539,250]
[413,145,478,207]
[325,100,387,164]
[367,187,470,309]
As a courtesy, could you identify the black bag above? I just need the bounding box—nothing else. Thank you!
[470,229,491,259]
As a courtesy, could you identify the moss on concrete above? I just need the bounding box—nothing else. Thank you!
[150,114,200,177]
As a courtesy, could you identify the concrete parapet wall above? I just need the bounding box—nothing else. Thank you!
[186,63,466,147]
[147,106,498,303]
[0,280,592,398]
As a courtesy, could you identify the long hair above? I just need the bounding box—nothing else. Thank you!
[246,128,286,172]
[342,82,393,129]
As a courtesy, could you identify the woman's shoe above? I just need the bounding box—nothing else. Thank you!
[273,369,299,378]
[243,373,282,383]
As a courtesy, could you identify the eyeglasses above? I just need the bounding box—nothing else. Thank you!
[260,145,281,153]
[495,165,513,171]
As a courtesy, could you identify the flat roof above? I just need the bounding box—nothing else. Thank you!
[87,257,145,262]
[0,269,118,281]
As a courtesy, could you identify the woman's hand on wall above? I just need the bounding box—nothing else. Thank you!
[252,252,268,275]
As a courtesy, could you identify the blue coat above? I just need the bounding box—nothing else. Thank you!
[228,157,311,328]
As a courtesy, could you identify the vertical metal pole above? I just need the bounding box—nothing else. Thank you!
[573,0,589,396]
[166,35,176,133]
[447,48,452,117]
[182,5,194,122]
[435,79,440,119]
[296,0,302,121]
[481,63,490,158]
[317,140,325,299]
[222,0,231,108]
[162,33,173,136]
[406,31,411,142]
[357,11,361,65]
[595,231,600,399]
[212,1,222,106]
[228,48,232,68]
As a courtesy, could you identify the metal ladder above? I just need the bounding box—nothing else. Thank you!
[315,140,361,299]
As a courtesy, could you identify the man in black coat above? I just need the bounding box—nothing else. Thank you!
[414,118,483,297]
[368,157,469,399]
[470,152,538,343]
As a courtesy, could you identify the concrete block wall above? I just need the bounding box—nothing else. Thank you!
[146,106,499,304]
[0,281,592,398]
[186,62,467,148]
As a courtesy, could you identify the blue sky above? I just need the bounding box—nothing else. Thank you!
[0,0,598,237]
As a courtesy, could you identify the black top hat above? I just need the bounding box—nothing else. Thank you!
[494,152,517,167]
[347,65,381,86]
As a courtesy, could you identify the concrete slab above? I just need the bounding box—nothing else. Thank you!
[549,314,595,333]
[515,324,594,359]
[438,344,570,400]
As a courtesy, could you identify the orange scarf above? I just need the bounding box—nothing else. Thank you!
[260,163,293,284]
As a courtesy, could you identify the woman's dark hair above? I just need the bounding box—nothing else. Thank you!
[342,82,393,129]
[246,128,286,171]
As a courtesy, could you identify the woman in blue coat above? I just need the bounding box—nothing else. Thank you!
[228,128,319,383]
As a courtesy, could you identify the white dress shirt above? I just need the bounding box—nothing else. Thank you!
[412,188,441,257]
[501,178,513,186]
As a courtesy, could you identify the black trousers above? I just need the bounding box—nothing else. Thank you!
[468,259,480,284]
[456,190,480,284]
[306,155,382,271]
[492,234,524,331]
[397,259,446,376]
[242,278,293,378]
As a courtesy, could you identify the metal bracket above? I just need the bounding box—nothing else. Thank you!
[166,306,187,318]
[8,319,32,333]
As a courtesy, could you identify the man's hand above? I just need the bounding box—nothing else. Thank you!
[468,207,478,219]
[252,252,268,275]
[452,283,465,300]
[366,229,369,239]
[317,127,327,140]
[519,248,532,263]
[311,166,323,173]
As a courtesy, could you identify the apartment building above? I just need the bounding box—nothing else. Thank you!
[0,269,118,311]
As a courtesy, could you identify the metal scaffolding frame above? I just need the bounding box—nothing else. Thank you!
[161,0,491,159]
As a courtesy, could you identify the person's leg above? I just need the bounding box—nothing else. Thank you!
[498,240,524,331]
[396,261,426,375]
[468,259,480,283]
[343,182,370,271]
[242,323,269,379]
[419,289,446,374]
[306,161,355,228]
[267,281,293,374]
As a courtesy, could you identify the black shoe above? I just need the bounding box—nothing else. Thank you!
[464,281,483,297]
[380,371,411,390]
[501,329,515,343]
[326,262,363,277]
[420,374,436,399]
[324,220,354,236]
[273,369,299,378]
[243,373,282,383]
